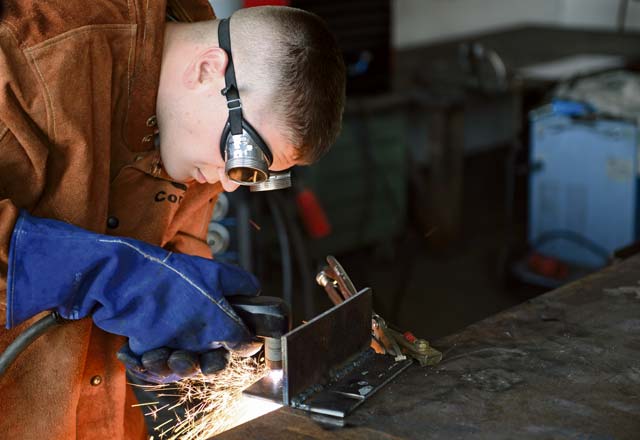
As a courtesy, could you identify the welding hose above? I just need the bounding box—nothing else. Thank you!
[275,191,315,320]
[0,312,65,377]
[266,192,293,310]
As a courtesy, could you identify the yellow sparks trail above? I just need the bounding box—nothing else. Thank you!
[137,354,267,439]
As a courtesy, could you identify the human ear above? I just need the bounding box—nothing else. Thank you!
[183,47,228,89]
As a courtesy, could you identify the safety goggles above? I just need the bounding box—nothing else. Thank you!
[218,18,292,192]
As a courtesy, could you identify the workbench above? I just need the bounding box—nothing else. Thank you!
[218,254,640,439]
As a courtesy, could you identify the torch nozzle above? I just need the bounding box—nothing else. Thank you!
[226,295,289,372]
[264,337,282,370]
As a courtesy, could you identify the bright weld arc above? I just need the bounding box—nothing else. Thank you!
[133,354,281,440]
[269,369,283,382]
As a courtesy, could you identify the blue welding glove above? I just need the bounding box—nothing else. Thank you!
[116,343,234,384]
[117,339,262,383]
[6,211,260,355]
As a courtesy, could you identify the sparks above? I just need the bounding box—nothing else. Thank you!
[133,354,279,439]
[248,219,261,231]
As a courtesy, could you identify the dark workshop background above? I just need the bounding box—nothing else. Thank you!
[208,0,640,341]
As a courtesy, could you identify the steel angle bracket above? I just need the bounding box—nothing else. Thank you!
[243,288,413,417]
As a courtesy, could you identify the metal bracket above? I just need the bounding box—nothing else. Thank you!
[244,288,412,417]
[292,349,412,417]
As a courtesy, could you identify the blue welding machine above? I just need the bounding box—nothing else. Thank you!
[528,100,640,269]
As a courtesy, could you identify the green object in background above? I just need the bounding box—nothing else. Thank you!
[302,109,409,257]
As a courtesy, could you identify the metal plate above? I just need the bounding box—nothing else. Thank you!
[244,288,412,417]
[298,350,413,417]
[283,288,372,404]
[244,289,372,406]
[243,371,284,404]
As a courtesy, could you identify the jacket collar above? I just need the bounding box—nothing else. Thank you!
[125,0,215,152]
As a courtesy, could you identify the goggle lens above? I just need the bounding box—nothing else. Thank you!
[224,130,271,185]
[227,167,268,184]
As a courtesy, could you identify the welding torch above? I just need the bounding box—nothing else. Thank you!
[227,296,290,371]
[0,296,290,379]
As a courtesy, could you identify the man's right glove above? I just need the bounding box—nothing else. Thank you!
[6,210,259,357]
[116,343,236,383]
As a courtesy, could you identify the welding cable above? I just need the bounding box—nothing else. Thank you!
[0,312,66,377]
[236,187,254,273]
[266,192,293,311]
[273,190,315,320]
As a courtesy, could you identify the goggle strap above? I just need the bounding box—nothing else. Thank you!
[242,119,274,165]
[218,18,243,136]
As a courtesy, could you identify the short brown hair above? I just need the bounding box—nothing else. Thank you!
[231,7,346,164]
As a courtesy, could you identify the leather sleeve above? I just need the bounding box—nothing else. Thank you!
[0,28,49,326]
[0,126,43,327]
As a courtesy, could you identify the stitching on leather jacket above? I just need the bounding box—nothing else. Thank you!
[25,52,56,140]
[23,24,135,52]
[0,125,8,142]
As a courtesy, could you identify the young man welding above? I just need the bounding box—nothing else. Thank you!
[0,1,345,438]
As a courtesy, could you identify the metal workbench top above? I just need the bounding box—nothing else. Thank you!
[218,254,640,439]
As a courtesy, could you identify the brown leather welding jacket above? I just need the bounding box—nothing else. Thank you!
[0,1,222,438]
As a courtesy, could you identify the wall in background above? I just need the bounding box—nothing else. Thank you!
[562,0,640,29]
[393,0,560,48]
[394,0,640,48]
[210,0,242,18]
[210,1,640,49]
